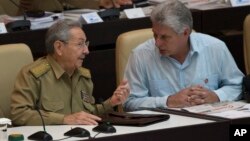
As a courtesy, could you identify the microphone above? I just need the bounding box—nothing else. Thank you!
[6,0,31,32]
[28,105,53,141]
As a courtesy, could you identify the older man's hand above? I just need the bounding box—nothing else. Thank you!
[110,80,130,106]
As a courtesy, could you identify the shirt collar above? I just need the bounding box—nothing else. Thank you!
[46,55,89,79]
[189,32,200,56]
[46,55,65,79]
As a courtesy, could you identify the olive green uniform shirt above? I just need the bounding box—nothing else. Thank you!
[11,55,113,126]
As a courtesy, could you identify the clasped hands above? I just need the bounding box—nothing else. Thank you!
[167,85,220,108]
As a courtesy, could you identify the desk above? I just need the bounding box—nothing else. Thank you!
[154,102,250,125]
[8,110,229,141]
[0,6,249,101]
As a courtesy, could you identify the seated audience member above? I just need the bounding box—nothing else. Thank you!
[0,5,4,15]
[0,0,19,16]
[123,0,244,111]
[17,0,133,15]
[10,20,130,126]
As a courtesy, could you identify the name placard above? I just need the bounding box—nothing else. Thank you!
[0,23,7,34]
[80,12,103,24]
[124,8,145,19]
[230,0,250,7]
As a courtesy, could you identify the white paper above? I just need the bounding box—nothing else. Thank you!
[81,12,103,24]
[0,118,11,125]
[124,8,145,19]
[230,0,250,7]
[0,23,7,34]
[181,101,246,114]
[208,110,250,119]
[6,12,63,23]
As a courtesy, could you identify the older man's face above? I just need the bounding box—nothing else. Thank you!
[59,27,89,73]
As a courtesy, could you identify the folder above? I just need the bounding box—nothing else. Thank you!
[100,112,170,126]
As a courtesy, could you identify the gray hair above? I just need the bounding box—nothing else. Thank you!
[150,0,193,34]
[45,20,82,54]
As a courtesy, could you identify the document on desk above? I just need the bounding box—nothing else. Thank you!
[208,103,250,119]
[5,12,64,30]
[148,0,230,10]
[186,0,230,10]
[30,13,64,30]
[181,101,246,114]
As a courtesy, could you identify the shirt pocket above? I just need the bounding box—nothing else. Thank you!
[42,100,64,112]
[149,79,174,96]
[191,74,219,90]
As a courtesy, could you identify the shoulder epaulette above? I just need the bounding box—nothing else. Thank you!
[79,67,91,78]
[30,61,51,78]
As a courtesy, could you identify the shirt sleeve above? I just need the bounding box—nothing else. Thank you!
[212,42,244,101]
[94,98,114,115]
[123,48,168,111]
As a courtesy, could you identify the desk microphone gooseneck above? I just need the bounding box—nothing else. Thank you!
[27,106,53,141]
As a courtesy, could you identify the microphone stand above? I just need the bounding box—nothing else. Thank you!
[28,106,53,141]
[6,0,31,32]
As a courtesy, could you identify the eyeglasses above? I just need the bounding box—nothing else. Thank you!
[60,40,90,48]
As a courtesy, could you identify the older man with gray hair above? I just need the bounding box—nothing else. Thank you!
[11,20,130,126]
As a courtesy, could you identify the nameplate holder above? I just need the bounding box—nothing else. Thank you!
[124,8,145,19]
[80,12,103,24]
[0,23,7,34]
[230,0,250,7]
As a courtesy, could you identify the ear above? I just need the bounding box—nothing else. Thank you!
[54,40,64,56]
[183,27,191,37]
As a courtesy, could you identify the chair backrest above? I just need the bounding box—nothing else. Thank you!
[0,43,33,118]
[115,28,153,85]
[244,14,250,74]
[243,14,250,74]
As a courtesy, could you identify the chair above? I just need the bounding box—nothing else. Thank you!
[115,28,153,112]
[0,43,33,118]
[115,28,153,85]
[244,14,250,74]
